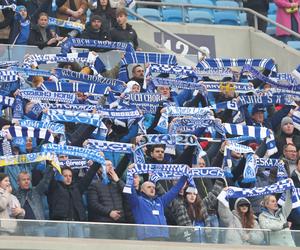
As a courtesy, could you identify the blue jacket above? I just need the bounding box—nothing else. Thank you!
[126,176,188,240]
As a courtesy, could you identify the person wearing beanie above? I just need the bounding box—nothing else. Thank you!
[218,190,264,245]
[81,14,110,50]
[256,114,300,158]
[8,5,30,45]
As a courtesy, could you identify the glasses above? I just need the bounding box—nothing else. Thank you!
[239,204,249,207]
[286,150,297,153]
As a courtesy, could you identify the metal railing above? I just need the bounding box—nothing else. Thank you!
[132,1,300,40]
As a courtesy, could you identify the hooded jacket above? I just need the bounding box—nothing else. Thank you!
[110,23,138,50]
[218,194,264,245]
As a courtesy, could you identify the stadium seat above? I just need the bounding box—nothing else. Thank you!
[215,0,240,16]
[266,14,276,36]
[287,41,300,50]
[162,8,184,22]
[268,3,277,15]
[214,11,239,25]
[137,8,162,21]
[189,0,215,14]
[188,10,214,24]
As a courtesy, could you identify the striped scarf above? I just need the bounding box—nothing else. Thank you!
[197,58,277,72]
[48,17,85,32]
[1,126,55,143]
[61,38,135,54]
[20,89,76,103]
[41,81,109,95]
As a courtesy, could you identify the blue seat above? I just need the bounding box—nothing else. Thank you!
[137,8,162,21]
[189,0,215,14]
[188,10,214,24]
[266,14,276,35]
[268,3,277,15]
[162,8,184,22]
[287,41,300,50]
[214,11,239,25]
[215,0,239,16]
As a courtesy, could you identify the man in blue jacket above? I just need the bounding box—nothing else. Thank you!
[126,174,188,240]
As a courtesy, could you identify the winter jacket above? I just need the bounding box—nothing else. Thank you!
[110,23,139,50]
[27,24,55,49]
[274,0,300,36]
[243,0,269,11]
[0,188,25,233]
[87,179,128,223]
[126,175,188,240]
[81,23,110,42]
[48,162,100,221]
[89,1,117,30]
[218,195,264,245]
[15,166,54,220]
[258,190,295,247]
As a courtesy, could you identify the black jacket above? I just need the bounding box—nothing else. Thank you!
[110,23,139,50]
[0,0,14,30]
[243,0,269,12]
[48,162,101,221]
[87,179,129,223]
[81,23,110,41]
[27,24,55,49]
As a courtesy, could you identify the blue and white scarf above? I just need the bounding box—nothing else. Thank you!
[59,159,89,169]
[120,93,166,114]
[84,139,134,154]
[41,81,109,95]
[292,110,300,131]
[242,65,300,91]
[157,106,214,133]
[0,95,15,107]
[121,52,177,66]
[19,120,65,135]
[150,167,226,184]
[1,126,55,143]
[225,179,293,199]
[194,68,233,79]
[39,103,142,119]
[42,109,103,127]
[60,38,135,54]
[238,93,295,107]
[11,67,52,77]
[23,52,101,73]
[54,68,126,92]
[0,61,19,68]
[223,123,277,156]
[278,187,300,209]
[255,158,287,179]
[169,117,215,134]
[20,89,76,103]
[42,143,106,165]
[0,4,16,10]
[0,75,19,82]
[202,81,254,93]
[197,58,277,72]
[124,163,190,193]
[146,64,196,78]
[134,134,203,164]
[48,17,85,32]
[151,77,207,92]
[222,142,254,178]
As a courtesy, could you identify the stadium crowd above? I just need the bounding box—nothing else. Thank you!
[0,0,299,247]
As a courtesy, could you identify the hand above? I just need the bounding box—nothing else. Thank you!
[47,37,57,45]
[220,140,229,153]
[108,168,119,182]
[11,207,23,217]
[13,89,20,97]
[127,163,135,169]
[136,48,142,51]
[109,210,121,221]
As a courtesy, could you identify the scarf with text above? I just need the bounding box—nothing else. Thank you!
[48,17,85,32]
[84,139,134,154]
[20,89,76,103]
[18,120,65,135]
